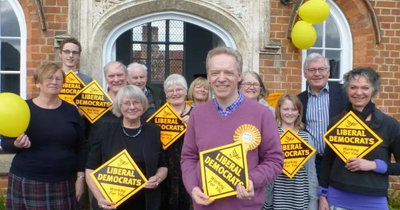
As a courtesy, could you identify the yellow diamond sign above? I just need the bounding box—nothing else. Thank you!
[323,111,383,163]
[280,128,316,178]
[73,80,113,124]
[146,103,187,149]
[90,149,147,207]
[199,141,249,200]
[59,70,85,104]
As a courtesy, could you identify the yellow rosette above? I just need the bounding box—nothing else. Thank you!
[233,124,261,151]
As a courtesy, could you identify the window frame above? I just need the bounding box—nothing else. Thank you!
[0,0,27,98]
[301,0,352,91]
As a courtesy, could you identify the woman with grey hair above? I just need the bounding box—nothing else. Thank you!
[319,67,400,210]
[162,74,192,210]
[239,71,275,115]
[86,85,167,210]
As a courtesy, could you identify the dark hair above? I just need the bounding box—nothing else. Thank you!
[342,67,381,97]
[59,38,82,53]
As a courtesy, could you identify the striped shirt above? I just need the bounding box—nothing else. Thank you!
[306,84,329,155]
[213,91,244,117]
[262,128,310,210]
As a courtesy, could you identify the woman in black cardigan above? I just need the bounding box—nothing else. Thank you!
[86,85,167,210]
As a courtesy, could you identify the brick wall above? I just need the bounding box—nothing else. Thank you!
[19,0,69,99]
[264,0,400,193]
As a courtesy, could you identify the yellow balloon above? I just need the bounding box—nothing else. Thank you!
[299,0,330,24]
[0,93,30,137]
[291,21,317,49]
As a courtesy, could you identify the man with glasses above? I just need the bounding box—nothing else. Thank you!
[298,53,348,178]
[59,38,93,85]
[127,63,165,120]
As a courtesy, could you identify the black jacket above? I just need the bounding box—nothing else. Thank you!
[298,82,348,125]
[319,107,400,196]
[86,120,166,210]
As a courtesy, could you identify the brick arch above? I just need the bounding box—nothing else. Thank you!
[334,0,378,68]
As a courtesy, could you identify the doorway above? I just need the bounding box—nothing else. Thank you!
[115,20,224,87]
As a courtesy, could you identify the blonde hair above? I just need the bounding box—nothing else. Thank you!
[206,47,243,73]
[187,77,210,102]
[275,94,304,130]
[33,63,65,84]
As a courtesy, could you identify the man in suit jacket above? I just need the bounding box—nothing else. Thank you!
[127,63,166,120]
[298,53,348,178]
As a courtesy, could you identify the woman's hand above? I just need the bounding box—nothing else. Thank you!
[144,175,161,189]
[319,196,329,210]
[14,134,31,149]
[96,197,116,209]
[182,115,190,124]
[75,177,85,202]
[346,158,377,172]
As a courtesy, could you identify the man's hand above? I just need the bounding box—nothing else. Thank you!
[319,196,329,210]
[236,180,254,200]
[14,134,31,149]
[191,187,214,206]
[346,158,376,172]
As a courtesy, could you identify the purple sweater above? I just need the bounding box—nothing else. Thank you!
[181,98,284,210]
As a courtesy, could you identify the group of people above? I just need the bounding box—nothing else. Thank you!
[1,37,399,210]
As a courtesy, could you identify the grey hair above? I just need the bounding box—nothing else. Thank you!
[163,74,188,93]
[112,85,149,118]
[206,47,243,73]
[103,61,128,77]
[240,71,270,100]
[127,62,148,76]
[342,67,381,97]
[303,53,330,71]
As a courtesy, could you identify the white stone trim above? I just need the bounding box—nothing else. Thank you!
[102,11,237,87]
[301,0,353,91]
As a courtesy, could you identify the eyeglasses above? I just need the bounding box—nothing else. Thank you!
[306,67,329,74]
[241,82,260,88]
[121,101,142,108]
[61,50,80,56]
[45,76,63,83]
[166,88,185,95]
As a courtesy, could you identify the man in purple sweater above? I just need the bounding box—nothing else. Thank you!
[181,47,283,210]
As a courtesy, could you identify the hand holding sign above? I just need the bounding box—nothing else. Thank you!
[96,197,116,210]
[236,180,254,200]
[345,158,377,172]
[191,187,214,206]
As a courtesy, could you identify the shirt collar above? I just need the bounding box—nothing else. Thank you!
[144,87,148,96]
[308,83,329,96]
[213,91,244,112]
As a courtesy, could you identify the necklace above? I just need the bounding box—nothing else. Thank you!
[122,125,143,138]
[181,103,187,117]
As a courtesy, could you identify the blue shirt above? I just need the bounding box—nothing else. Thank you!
[213,91,244,117]
[306,84,329,155]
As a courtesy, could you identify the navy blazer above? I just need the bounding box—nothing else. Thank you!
[298,82,349,125]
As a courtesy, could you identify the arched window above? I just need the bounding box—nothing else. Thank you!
[0,0,26,97]
[301,0,352,90]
